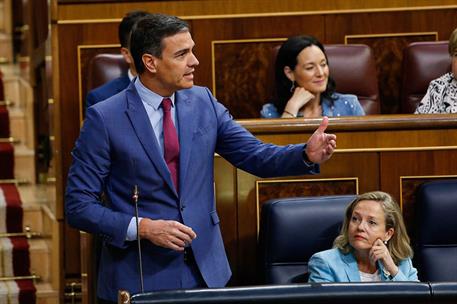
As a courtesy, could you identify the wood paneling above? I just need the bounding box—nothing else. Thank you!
[55,0,457,20]
[257,178,357,206]
[213,40,283,118]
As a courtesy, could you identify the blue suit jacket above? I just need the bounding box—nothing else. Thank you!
[308,248,419,282]
[85,75,131,109]
[66,82,319,301]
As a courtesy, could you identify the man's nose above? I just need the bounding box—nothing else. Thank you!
[189,52,199,67]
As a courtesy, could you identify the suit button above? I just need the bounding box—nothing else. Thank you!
[180,205,186,211]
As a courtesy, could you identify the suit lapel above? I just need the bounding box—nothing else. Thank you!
[124,83,177,196]
[176,90,197,195]
[341,251,361,282]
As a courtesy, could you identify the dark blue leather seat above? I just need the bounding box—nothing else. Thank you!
[258,195,356,284]
[415,180,457,282]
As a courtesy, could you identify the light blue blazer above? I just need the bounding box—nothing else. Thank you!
[65,82,319,301]
[308,248,419,282]
[260,93,365,118]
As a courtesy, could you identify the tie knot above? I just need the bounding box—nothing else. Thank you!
[162,98,172,112]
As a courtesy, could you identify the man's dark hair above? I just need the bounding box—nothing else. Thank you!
[130,14,189,74]
[118,10,150,48]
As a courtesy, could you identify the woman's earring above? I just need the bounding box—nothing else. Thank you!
[383,240,388,245]
[290,81,295,92]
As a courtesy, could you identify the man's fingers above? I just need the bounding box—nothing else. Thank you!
[174,228,195,245]
[174,221,197,240]
[326,134,337,142]
[141,219,197,251]
[316,116,329,134]
[166,238,186,251]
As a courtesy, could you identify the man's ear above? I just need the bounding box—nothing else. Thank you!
[284,66,295,82]
[142,54,157,73]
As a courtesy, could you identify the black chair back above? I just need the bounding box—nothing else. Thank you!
[258,195,356,284]
[415,180,457,282]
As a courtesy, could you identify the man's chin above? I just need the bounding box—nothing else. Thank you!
[180,81,194,89]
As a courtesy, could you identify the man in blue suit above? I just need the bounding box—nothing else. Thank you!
[65,14,337,303]
[85,10,149,109]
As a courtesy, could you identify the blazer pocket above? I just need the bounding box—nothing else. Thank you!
[210,210,220,225]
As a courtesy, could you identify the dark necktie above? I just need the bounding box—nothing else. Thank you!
[162,98,180,192]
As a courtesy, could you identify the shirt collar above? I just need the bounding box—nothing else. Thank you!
[127,69,135,81]
[134,77,175,110]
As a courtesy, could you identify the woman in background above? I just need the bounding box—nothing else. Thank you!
[415,27,457,114]
[261,35,365,118]
[308,191,418,282]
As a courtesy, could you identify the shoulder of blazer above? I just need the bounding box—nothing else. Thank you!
[88,75,131,100]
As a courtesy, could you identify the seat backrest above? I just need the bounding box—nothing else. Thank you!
[400,41,451,113]
[325,44,380,114]
[268,44,380,114]
[258,195,356,284]
[414,180,457,282]
[86,53,129,92]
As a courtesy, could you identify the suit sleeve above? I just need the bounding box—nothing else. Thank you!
[85,90,99,111]
[206,88,319,178]
[65,106,132,248]
[308,253,335,283]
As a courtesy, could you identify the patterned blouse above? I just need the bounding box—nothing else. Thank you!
[415,73,457,114]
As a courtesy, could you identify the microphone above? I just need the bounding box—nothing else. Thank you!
[132,184,144,293]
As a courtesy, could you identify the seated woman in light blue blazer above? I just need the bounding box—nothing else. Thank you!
[308,191,418,282]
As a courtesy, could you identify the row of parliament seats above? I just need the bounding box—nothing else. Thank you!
[85,41,451,115]
[268,41,451,115]
[258,179,457,284]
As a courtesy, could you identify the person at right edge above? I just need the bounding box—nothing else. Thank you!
[415,27,457,114]
[308,191,418,282]
[65,13,337,303]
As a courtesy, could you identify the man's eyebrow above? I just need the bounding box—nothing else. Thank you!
[173,42,195,55]
[174,48,190,55]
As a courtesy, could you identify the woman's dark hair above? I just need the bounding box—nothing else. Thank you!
[274,35,336,114]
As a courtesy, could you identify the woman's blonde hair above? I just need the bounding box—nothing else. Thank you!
[449,27,457,56]
[333,191,413,265]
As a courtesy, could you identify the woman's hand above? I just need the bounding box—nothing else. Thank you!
[282,87,315,117]
[370,239,398,277]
